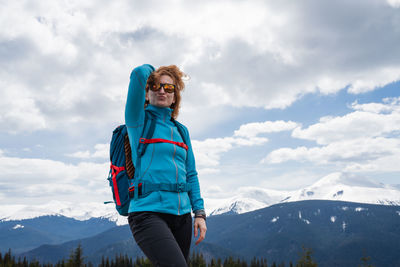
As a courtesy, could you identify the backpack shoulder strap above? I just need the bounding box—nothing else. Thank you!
[132,110,157,200]
[171,118,188,146]
[137,111,157,157]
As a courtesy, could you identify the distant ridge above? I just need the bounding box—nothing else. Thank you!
[17,200,400,267]
[0,215,116,253]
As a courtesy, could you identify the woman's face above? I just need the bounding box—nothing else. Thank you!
[146,75,176,108]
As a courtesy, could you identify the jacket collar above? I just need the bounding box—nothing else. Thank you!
[145,104,172,121]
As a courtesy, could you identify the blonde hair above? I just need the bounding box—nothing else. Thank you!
[145,65,186,119]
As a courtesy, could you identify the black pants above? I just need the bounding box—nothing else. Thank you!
[128,212,192,267]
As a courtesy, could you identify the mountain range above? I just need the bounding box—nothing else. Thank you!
[209,172,400,215]
[0,215,116,254]
[1,172,399,222]
[1,172,400,266]
[8,200,400,267]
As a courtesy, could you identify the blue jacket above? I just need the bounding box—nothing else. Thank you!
[125,64,204,215]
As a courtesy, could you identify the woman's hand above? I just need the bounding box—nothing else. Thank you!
[194,217,207,245]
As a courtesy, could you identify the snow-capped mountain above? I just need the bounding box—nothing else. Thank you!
[283,172,400,205]
[1,172,399,221]
[19,200,400,267]
[209,197,266,216]
[208,172,400,215]
[0,200,128,225]
[208,187,288,216]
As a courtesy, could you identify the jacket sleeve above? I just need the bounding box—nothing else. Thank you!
[183,126,205,213]
[125,64,155,154]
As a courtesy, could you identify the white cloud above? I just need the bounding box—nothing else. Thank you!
[264,138,400,165]
[24,183,86,197]
[234,120,299,138]
[0,82,47,133]
[67,150,91,159]
[192,121,306,174]
[192,121,298,170]
[0,153,109,204]
[193,119,297,173]
[259,170,323,191]
[263,98,400,173]
[198,168,221,176]
[67,143,109,159]
[347,68,400,94]
[182,0,400,110]
[387,0,400,8]
[189,119,304,172]
[198,82,232,106]
[92,144,109,158]
[1,0,400,205]
[1,0,400,135]
[292,97,400,145]
[0,157,77,182]
[192,136,268,168]
[203,185,224,198]
[351,97,400,113]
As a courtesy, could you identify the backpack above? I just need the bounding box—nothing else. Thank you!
[106,111,188,216]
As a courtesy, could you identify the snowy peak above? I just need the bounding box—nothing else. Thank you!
[285,172,400,206]
[309,172,383,188]
[310,172,343,187]
[0,200,128,225]
[208,172,400,216]
[209,197,266,216]
[208,187,288,216]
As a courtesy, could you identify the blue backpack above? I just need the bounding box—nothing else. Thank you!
[107,111,188,216]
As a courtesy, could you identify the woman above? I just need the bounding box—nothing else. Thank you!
[125,64,207,267]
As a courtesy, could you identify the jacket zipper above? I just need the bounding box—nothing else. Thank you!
[171,126,180,215]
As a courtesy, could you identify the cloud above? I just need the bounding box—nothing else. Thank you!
[24,184,86,197]
[192,119,297,173]
[0,152,109,204]
[67,143,109,159]
[264,138,399,165]
[291,97,400,145]
[387,0,400,8]
[183,0,400,109]
[234,120,299,138]
[263,97,400,173]
[347,68,400,94]
[1,0,400,204]
[1,0,400,135]
[192,136,269,168]
[351,97,400,113]
[0,82,47,133]
[1,155,107,184]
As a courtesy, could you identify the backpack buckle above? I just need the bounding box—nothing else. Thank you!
[176,183,186,192]
[128,183,143,198]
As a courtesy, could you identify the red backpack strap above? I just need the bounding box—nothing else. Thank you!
[139,138,188,151]
[110,164,126,206]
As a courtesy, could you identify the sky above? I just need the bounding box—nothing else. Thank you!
[0,0,400,209]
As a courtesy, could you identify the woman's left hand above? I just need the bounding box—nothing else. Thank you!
[194,217,207,245]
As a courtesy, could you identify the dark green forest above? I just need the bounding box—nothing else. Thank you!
[0,246,373,267]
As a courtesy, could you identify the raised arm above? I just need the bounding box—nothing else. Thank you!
[125,64,155,127]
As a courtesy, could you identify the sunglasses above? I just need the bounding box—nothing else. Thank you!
[149,83,176,93]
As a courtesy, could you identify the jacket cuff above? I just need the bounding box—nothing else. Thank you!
[194,209,206,221]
